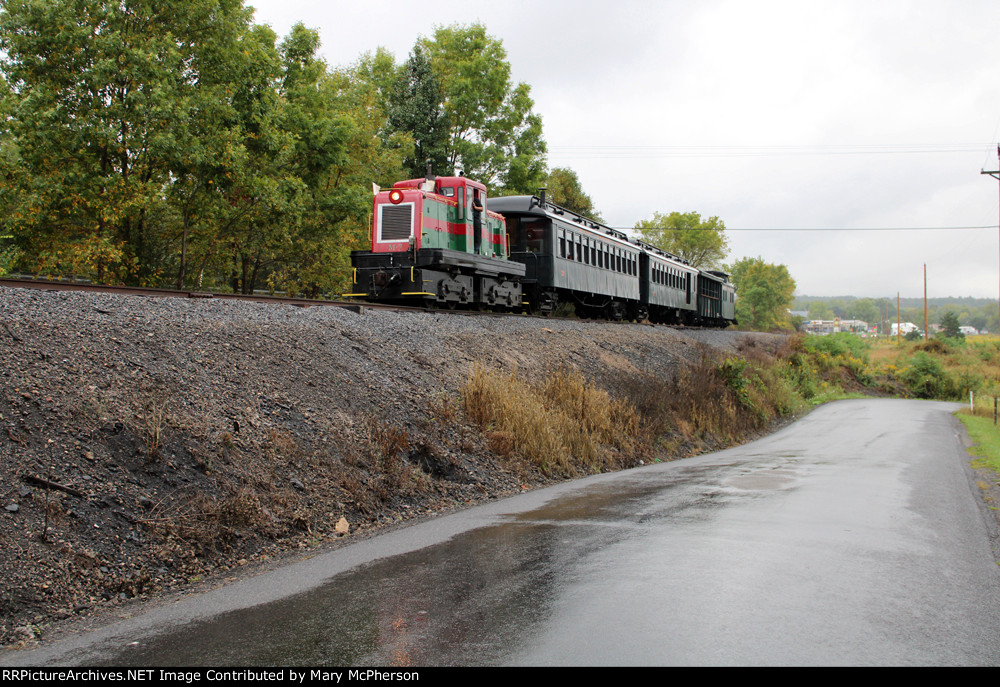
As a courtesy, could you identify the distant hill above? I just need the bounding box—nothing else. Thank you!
[794,295,997,310]
[792,295,998,332]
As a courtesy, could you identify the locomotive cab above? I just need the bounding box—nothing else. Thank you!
[379,176,504,259]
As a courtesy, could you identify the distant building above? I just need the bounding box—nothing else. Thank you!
[800,318,868,335]
[960,325,979,336]
[890,322,920,336]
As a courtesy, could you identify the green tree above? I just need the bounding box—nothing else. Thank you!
[543,167,602,221]
[634,211,729,269]
[938,310,964,341]
[728,256,796,331]
[0,0,257,284]
[419,23,547,193]
[385,44,449,179]
[847,297,879,325]
[167,16,289,291]
[807,300,834,320]
[282,47,409,296]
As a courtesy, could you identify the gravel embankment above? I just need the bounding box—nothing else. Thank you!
[0,285,785,646]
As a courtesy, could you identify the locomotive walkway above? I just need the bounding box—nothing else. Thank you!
[4,399,999,666]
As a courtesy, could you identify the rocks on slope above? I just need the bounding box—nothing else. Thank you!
[0,286,782,645]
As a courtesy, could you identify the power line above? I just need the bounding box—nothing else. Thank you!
[549,143,993,159]
[611,224,999,232]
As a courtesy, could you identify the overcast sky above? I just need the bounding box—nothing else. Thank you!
[248,0,1000,299]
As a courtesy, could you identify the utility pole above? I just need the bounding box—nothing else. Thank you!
[981,146,1000,332]
[924,263,928,340]
[897,292,901,345]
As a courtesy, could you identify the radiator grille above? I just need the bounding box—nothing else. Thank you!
[380,205,413,242]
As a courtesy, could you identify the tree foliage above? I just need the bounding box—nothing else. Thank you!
[728,256,796,331]
[543,167,602,221]
[634,211,729,269]
[384,44,449,180]
[416,23,546,193]
[807,301,835,320]
[938,310,964,341]
[0,3,409,294]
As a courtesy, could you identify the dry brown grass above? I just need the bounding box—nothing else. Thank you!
[141,483,274,553]
[462,364,640,476]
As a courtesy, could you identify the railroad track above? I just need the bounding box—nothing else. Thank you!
[0,277,416,314]
[0,276,718,329]
[0,276,545,322]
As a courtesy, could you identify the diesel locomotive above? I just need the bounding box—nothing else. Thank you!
[348,172,736,327]
[346,174,523,310]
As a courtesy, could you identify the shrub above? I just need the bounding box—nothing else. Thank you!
[802,332,870,359]
[901,352,958,399]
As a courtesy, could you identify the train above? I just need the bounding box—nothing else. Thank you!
[347,171,736,327]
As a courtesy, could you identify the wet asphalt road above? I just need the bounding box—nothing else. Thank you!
[4,398,1000,666]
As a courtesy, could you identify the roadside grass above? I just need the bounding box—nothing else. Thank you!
[457,333,1000,474]
[956,410,1000,474]
[461,339,813,470]
[805,389,871,406]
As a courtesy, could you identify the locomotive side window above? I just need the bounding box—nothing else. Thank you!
[506,216,524,252]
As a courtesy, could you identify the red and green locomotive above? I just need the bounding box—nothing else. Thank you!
[347,173,524,310]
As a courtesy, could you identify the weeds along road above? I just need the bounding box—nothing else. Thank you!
[4,398,999,666]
